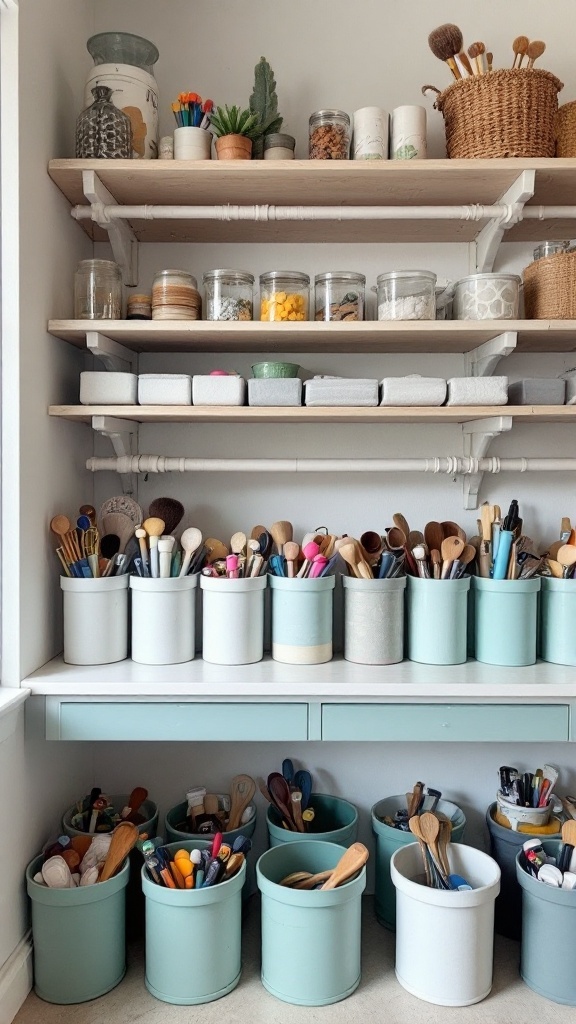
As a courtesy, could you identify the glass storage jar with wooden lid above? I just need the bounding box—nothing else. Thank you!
[260,271,310,321]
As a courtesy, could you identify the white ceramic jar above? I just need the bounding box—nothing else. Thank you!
[452,274,521,320]
[390,105,427,159]
[352,107,388,160]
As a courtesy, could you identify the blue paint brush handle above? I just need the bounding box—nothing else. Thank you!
[492,530,514,580]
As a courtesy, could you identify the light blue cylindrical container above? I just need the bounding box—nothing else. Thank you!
[371,795,466,930]
[26,855,129,1004]
[143,839,245,1005]
[257,840,366,1005]
[473,577,540,666]
[269,574,335,664]
[406,576,470,664]
[62,793,158,839]
[342,576,406,664]
[540,577,576,665]
[267,792,358,847]
[164,799,257,898]
[516,839,576,1005]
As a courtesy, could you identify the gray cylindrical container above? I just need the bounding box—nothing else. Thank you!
[342,576,406,664]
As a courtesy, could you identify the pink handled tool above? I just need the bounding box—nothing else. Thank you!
[226,554,239,579]
[296,542,320,578]
[309,554,329,578]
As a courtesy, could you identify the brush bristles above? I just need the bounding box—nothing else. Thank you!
[428,23,464,62]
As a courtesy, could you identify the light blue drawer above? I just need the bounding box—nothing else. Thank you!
[46,700,309,741]
[321,703,570,742]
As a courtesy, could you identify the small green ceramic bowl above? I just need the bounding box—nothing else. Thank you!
[251,361,300,378]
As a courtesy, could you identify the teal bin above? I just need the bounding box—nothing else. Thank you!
[143,839,245,1005]
[269,574,335,664]
[26,854,129,1004]
[517,840,576,1005]
[473,577,540,666]
[406,576,470,665]
[257,840,366,1005]
[371,795,466,930]
[62,793,159,839]
[165,798,257,898]
[540,577,576,665]
[267,792,358,847]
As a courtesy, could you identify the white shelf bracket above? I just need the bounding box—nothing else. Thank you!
[464,331,518,378]
[471,170,535,274]
[91,415,138,494]
[461,416,513,510]
[86,331,136,373]
[82,170,138,285]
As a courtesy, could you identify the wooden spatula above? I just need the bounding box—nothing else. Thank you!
[99,821,139,882]
[320,843,369,890]
[227,774,256,831]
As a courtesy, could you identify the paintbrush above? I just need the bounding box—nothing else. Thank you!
[468,41,487,75]
[428,23,464,81]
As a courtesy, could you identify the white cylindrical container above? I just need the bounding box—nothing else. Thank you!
[342,576,406,664]
[391,843,500,1006]
[84,64,159,159]
[60,575,129,666]
[159,135,174,160]
[173,126,212,160]
[200,576,267,665]
[130,576,197,665]
[352,106,388,160]
[390,105,427,160]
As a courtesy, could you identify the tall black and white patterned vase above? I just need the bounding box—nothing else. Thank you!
[75,85,133,158]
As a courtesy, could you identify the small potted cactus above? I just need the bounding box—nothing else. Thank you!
[210,104,262,160]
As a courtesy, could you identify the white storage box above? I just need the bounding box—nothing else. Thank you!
[80,371,138,405]
[380,376,446,406]
[138,374,192,405]
[192,375,246,406]
[248,378,303,407]
[508,379,566,405]
[304,376,379,407]
[446,377,508,407]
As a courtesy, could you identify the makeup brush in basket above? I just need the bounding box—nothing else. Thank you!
[428,23,471,80]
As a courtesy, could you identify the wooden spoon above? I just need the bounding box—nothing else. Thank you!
[547,558,564,579]
[440,536,465,579]
[386,527,407,551]
[267,772,297,829]
[424,521,444,554]
[283,540,300,578]
[179,527,203,576]
[437,816,452,878]
[338,541,372,580]
[320,842,369,890]
[512,34,529,68]
[99,821,139,882]
[557,544,576,578]
[561,818,576,845]
[50,514,72,540]
[408,815,432,886]
[121,786,148,824]
[419,812,446,882]
[227,774,256,831]
[293,869,333,889]
[230,531,247,557]
[205,538,229,563]
[280,871,313,887]
[408,530,424,549]
[270,521,293,556]
[393,513,410,542]
[442,521,466,542]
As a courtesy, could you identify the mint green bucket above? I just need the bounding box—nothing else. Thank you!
[143,839,245,1005]
[473,577,540,666]
[406,576,470,664]
[371,795,466,929]
[165,799,257,898]
[540,577,576,665]
[269,574,335,664]
[517,839,576,1005]
[266,792,358,847]
[257,840,366,1005]
[62,793,159,839]
[26,855,129,1004]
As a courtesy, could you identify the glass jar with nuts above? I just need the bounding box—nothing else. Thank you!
[309,109,351,159]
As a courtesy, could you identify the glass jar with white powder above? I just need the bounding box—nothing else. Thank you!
[376,270,436,321]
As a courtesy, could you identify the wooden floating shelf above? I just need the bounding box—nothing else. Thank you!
[47,158,576,244]
[48,319,576,354]
[49,404,576,425]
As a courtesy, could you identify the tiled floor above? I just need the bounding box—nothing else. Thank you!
[15,898,569,1023]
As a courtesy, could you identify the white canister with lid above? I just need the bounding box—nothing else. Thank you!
[390,105,427,160]
[352,107,388,160]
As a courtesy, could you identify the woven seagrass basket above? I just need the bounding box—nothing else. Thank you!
[523,250,576,319]
[434,69,563,159]
[556,100,576,157]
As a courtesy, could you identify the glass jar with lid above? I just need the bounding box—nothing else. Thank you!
[533,240,570,261]
[309,110,351,159]
[152,270,201,321]
[315,272,366,321]
[260,271,310,321]
[377,270,437,321]
[203,270,254,321]
[74,259,122,319]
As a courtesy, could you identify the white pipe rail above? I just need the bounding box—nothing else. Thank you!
[72,203,576,224]
[86,456,576,475]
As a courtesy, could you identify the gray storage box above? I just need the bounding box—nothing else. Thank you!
[380,376,446,407]
[80,371,138,405]
[508,379,566,406]
[138,374,192,405]
[248,378,302,407]
[192,375,246,406]
[446,376,508,406]
[304,376,379,407]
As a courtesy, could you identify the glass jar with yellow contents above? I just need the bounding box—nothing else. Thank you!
[259,271,310,322]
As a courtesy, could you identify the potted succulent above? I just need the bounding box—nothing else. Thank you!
[210,104,262,160]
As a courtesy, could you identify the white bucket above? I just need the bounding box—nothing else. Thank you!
[391,843,500,1006]
[85,64,159,159]
[60,575,129,665]
[200,576,267,665]
[174,126,212,160]
[130,576,198,665]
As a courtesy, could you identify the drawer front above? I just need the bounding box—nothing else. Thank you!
[46,700,309,741]
[321,703,570,742]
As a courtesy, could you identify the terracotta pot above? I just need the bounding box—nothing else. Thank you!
[215,134,253,160]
